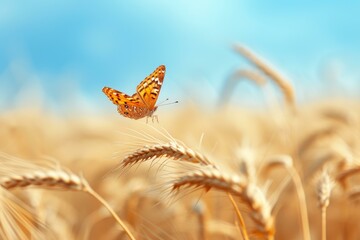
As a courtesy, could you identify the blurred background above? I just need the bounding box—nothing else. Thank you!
[0,1,359,113]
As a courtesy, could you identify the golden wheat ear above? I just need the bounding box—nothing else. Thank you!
[0,153,136,240]
[316,169,334,240]
[1,168,136,240]
[121,141,212,168]
[171,168,275,239]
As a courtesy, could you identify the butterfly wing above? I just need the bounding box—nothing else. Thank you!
[136,65,165,110]
[102,87,151,119]
[102,87,133,105]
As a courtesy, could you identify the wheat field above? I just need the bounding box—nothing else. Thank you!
[0,46,360,240]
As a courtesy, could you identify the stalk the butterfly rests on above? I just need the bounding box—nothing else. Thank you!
[103,65,166,122]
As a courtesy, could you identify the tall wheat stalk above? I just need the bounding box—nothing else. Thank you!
[233,44,295,107]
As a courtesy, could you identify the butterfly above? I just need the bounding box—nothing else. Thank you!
[102,65,166,122]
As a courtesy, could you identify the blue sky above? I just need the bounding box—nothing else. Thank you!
[0,1,359,110]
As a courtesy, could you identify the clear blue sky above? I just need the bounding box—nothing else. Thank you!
[0,1,359,110]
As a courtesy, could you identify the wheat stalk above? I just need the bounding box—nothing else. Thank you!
[233,44,295,106]
[219,69,266,106]
[122,141,212,167]
[260,155,293,176]
[260,155,310,240]
[172,168,274,239]
[227,192,249,240]
[231,69,267,86]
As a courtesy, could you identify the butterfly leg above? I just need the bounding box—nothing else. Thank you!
[151,115,159,123]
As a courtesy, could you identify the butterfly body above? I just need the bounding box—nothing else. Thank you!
[103,65,165,121]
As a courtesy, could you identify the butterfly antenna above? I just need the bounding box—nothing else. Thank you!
[158,98,169,105]
[158,98,179,107]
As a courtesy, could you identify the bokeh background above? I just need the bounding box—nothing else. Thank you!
[0,1,359,112]
[1,2,360,239]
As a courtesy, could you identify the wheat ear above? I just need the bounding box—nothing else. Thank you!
[122,141,212,167]
[172,168,274,239]
[233,44,295,106]
[316,170,333,240]
[1,169,136,240]
[1,170,87,191]
[124,140,250,239]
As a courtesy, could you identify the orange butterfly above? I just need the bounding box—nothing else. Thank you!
[102,65,166,122]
